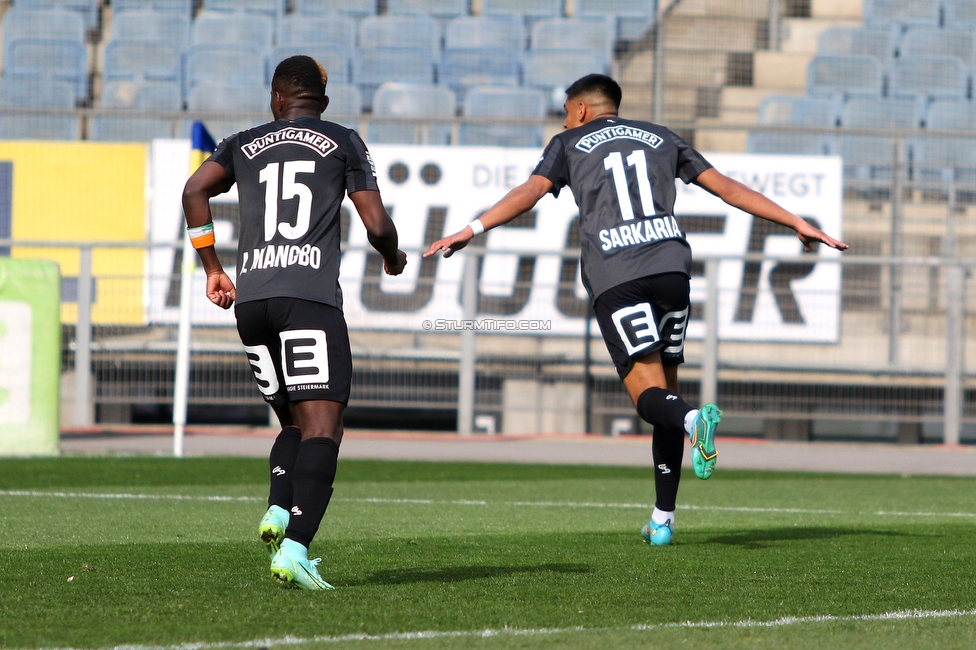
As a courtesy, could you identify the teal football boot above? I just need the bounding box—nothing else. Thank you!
[642,519,673,546]
[690,404,722,480]
[258,505,289,559]
[270,540,335,590]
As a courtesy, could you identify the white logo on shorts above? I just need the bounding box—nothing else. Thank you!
[611,303,660,356]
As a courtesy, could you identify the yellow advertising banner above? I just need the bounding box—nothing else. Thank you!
[3,141,147,325]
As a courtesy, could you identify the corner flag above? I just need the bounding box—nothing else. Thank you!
[190,122,217,172]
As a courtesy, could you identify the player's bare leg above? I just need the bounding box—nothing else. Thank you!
[270,399,344,589]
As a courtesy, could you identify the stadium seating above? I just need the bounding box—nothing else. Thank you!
[191,12,275,49]
[2,8,86,45]
[103,41,182,83]
[481,0,563,21]
[203,0,283,17]
[815,26,896,60]
[16,0,99,31]
[109,10,192,52]
[277,14,356,53]
[186,81,269,139]
[835,97,921,181]
[438,50,522,103]
[900,27,974,62]
[271,47,350,84]
[531,18,615,69]
[185,45,269,91]
[459,86,546,147]
[386,0,468,20]
[4,39,88,102]
[351,48,436,107]
[915,99,976,184]
[576,0,655,41]
[946,0,976,28]
[358,15,441,52]
[523,49,609,111]
[444,15,526,51]
[368,82,455,144]
[91,80,182,141]
[0,77,79,139]
[113,0,192,15]
[293,0,377,19]
[746,95,837,155]
[863,0,941,26]
[806,55,884,98]
[324,83,364,127]
[890,57,967,100]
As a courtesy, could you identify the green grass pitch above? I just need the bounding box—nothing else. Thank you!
[1,457,975,649]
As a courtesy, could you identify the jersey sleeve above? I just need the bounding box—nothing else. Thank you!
[671,131,713,184]
[344,129,380,194]
[207,134,238,185]
[531,135,570,197]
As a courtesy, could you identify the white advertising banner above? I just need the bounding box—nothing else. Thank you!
[149,142,843,342]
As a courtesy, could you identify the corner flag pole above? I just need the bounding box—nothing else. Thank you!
[173,122,217,458]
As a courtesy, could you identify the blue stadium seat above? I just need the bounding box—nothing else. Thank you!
[915,99,976,184]
[444,15,526,51]
[191,12,275,49]
[946,0,976,28]
[531,18,615,69]
[293,0,376,19]
[745,95,838,156]
[806,56,883,98]
[834,98,921,182]
[351,48,436,107]
[270,47,350,84]
[863,0,940,26]
[104,41,182,83]
[186,82,270,140]
[358,15,441,52]
[460,86,546,147]
[2,8,85,45]
[438,50,521,103]
[4,40,88,102]
[113,0,192,15]
[16,0,99,31]
[91,80,182,141]
[901,26,974,62]
[324,83,363,128]
[523,49,609,111]
[576,0,655,41]
[891,57,967,100]
[0,77,79,139]
[481,0,562,20]
[387,0,467,20]
[816,26,896,60]
[109,11,191,52]
[277,14,356,52]
[186,45,269,91]
[367,82,455,145]
[203,0,283,17]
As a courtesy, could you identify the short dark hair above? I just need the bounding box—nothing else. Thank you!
[272,55,326,97]
[565,74,622,110]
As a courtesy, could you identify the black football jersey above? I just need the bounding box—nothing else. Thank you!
[209,115,378,308]
[532,116,712,300]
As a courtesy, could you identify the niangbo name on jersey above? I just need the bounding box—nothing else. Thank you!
[240,244,322,273]
[600,216,683,251]
[575,125,663,154]
[241,128,338,160]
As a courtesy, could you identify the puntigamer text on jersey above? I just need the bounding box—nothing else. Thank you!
[241,128,339,160]
[575,125,664,154]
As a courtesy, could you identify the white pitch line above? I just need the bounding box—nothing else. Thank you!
[0,490,973,520]
[35,608,976,650]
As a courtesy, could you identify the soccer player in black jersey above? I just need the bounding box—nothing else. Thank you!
[425,74,847,546]
[183,56,406,587]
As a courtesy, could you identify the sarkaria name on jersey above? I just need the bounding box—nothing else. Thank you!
[241,128,338,160]
[240,244,322,273]
[600,216,683,251]
[575,125,663,154]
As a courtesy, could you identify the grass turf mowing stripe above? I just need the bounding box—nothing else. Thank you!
[34,608,976,650]
[4,489,976,519]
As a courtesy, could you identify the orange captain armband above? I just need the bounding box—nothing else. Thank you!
[187,222,216,249]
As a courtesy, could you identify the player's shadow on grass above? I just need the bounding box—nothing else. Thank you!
[351,563,592,586]
[702,527,910,549]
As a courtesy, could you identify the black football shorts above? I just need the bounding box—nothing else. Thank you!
[593,272,691,380]
[235,297,352,406]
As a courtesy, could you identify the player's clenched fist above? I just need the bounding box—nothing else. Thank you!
[385,249,408,275]
[206,271,236,309]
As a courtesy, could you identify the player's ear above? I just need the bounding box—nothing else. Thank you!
[320,95,329,115]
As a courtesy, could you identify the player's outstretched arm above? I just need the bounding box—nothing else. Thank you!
[182,160,237,309]
[694,168,848,252]
[423,175,554,258]
[350,189,407,276]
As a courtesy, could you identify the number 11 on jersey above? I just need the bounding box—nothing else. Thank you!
[604,150,656,221]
